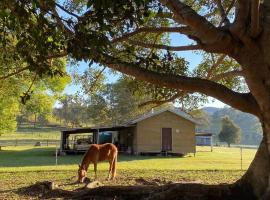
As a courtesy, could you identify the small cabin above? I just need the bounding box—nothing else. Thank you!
[59,108,197,155]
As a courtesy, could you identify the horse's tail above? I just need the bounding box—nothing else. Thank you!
[112,153,117,179]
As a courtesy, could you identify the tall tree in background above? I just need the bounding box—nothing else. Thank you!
[20,93,54,127]
[54,95,86,127]
[3,0,270,198]
[219,116,241,147]
[0,39,70,132]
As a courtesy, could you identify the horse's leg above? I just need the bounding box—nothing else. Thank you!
[107,160,113,180]
[94,162,97,180]
[111,154,117,180]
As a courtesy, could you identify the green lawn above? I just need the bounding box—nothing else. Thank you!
[0,146,257,199]
[0,146,256,171]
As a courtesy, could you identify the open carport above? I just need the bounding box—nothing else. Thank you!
[59,125,135,154]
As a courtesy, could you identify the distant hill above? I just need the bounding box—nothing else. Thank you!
[199,107,262,145]
[203,107,221,114]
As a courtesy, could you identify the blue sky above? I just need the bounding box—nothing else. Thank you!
[63,32,226,108]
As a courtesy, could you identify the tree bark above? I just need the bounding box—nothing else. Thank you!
[238,136,270,199]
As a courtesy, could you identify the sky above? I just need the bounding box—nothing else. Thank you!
[62,31,226,108]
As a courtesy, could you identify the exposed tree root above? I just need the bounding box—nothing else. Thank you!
[71,183,256,200]
[18,181,257,200]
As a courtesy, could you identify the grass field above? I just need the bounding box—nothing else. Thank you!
[0,126,62,141]
[0,145,257,199]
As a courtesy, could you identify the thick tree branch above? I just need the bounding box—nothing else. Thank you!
[160,0,230,45]
[111,26,192,43]
[100,55,260,117]
[250,0,261,38]
[211,70,243,81]
[230,0,250,37]
[128,40,201,51]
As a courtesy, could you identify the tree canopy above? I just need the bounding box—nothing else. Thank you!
[219,115,241,147]
[0,0,251,113]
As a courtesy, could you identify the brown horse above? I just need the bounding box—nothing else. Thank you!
[78,143,118,183]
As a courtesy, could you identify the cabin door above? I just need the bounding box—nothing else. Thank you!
[162,128,172,151]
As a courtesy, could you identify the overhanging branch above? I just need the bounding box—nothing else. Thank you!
[160,0,230,45]
[100,55,260,117]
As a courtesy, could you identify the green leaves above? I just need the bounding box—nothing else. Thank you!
[219,116,241,146]
[1,0,67,78]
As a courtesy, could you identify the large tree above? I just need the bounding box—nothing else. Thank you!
[2,0,270,198]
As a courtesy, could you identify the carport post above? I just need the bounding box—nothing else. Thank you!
[97,129,99,144]
[240,147,243,170]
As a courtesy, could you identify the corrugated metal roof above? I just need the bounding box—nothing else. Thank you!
[127,108,198,124]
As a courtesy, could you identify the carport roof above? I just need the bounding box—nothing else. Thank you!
[62,125,134,134]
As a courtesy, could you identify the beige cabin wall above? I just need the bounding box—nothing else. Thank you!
[136,111,195,154]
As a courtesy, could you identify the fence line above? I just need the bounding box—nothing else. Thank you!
[0,139,59,146]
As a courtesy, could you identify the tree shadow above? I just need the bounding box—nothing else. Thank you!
[0,147,186,168]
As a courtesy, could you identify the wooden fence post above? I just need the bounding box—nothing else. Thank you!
[55,145,58,166]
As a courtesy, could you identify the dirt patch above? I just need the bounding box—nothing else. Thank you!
[17,181,73,199]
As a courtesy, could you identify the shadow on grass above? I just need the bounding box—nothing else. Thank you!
[0,147,180,168]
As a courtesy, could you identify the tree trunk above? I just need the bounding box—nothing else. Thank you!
[237,136,270,199]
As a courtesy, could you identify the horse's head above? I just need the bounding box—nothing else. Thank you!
[78,164,87,183]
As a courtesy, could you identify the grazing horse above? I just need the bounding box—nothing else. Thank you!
[78,143,118,183]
